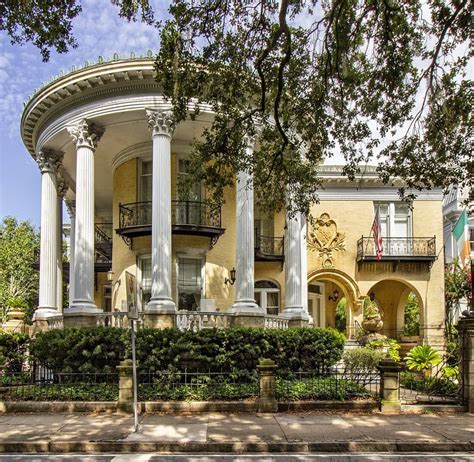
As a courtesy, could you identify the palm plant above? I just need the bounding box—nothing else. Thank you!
[405,345,442,378]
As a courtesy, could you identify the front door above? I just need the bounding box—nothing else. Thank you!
[308,282,325,327]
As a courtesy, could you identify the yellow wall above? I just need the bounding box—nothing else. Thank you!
[108,156,445,347]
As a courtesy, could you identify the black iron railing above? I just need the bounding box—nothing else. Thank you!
[95,223,113,244]
[255,234,284,257]
[357,236,436,261]
[119,200,222,230]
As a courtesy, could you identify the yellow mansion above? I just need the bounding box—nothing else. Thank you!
[21,55,445,350]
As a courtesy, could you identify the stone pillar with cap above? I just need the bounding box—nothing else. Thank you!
[64,119,104,326]
[33,149,63,327]
[230,135,265,328]
[144,109,176,329]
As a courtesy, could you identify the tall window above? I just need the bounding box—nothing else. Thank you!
[255,280,280,315]
[178,257,203,311]
[140,160,152,202]
[375,202,411,238]
[176,158,202,225]
[139,256,152,309]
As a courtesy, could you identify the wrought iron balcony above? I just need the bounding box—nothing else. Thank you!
[255,234,284,261]
[357,236,437,267]
[117,200,225,241]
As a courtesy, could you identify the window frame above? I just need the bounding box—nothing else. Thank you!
[176,255,205,311]
[254,279,280,315]
[374,201,412,238]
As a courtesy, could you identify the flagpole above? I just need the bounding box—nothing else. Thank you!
[365,205,378,256]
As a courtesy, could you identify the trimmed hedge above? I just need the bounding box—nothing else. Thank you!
[29,326,345,376]
[0,331,30,373]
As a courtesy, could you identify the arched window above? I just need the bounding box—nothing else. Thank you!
[255,280,280,315]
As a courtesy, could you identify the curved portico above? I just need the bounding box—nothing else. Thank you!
[21,55,303,329]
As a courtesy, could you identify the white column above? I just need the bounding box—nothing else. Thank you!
[300,213,308,314]
[56,178,68,312]
[145,109,176,313]
[231,137,262,315]
[283,206,309,321]
[67,119,103,314]
[34,150,62,320]
[66,200,76,308]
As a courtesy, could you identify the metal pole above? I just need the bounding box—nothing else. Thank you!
[131,319,138,432]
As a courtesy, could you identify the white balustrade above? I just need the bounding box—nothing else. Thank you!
[46,315,64,330]
[176,311,234,331]
[264,315,289,330]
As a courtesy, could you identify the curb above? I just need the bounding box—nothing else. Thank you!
[0,441,472,454]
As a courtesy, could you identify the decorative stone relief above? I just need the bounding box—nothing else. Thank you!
[146,109,175,137]
[67,119,104,150]
[65,200,76,217]
[35,149,63,174]
[57,176,69,198]
[308,212,346,268]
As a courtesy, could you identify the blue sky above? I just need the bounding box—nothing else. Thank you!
[0,0,165,227]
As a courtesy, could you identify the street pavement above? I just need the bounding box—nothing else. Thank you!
[0,412,472,456]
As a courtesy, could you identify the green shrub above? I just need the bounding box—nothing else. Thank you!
[276,377,371,401]
[0,331,30,373]
[1,384,118,401]
[400,371,459,397]
[366,338,401,362]
[342,348,384,372]
[30,327,346,376]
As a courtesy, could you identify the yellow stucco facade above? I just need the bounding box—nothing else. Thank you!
[101,157,445,349]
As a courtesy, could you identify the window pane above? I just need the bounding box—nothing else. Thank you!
[178,258,201,286]
[308,284,321,294]
[142,160,152,175]
[141,258,152,291]
[255,291,261,307]
[267,292,279,307]
[178,292,200,311]
[255,280,278,289]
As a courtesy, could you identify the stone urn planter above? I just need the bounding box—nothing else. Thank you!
[362,317,383,334]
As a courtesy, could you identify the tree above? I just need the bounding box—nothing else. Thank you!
[0,217,40,324]
[3,1,472,212]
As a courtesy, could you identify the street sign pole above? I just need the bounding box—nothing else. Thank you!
[131,318,138,433]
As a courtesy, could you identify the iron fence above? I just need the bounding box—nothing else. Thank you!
[276,366,380,402]
[138,369,259,401]
[0,369,119,401]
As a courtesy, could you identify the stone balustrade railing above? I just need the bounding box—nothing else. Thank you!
[48,311,289,331]
[176,311,233,331]
[264,315,289,330]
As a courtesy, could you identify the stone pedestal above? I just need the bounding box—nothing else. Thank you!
[2,309,26,333]
[257,359,278,413]
[231,313,265,328]
[63,312,98,328]
[287,318,309,328]
[377,358,402,414]
[143,313,176,329]
[117,359,134,414]
[458,316,474,413]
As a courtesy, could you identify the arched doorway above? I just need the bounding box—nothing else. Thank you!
[307,269,361,338]
[365,279,424,349]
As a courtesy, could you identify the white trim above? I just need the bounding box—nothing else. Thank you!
[317,187,443,201]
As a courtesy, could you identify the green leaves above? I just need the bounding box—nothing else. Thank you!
[405,345,442,372]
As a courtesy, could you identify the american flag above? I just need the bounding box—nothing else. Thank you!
[372,207,383,261]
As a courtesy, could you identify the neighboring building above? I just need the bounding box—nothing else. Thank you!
[21,55,445,349]
[443,185,474,264]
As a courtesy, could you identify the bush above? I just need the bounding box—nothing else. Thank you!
[30,327,346,376]
[276,377,371,401]
[342,348,384,373]
[0,331,30,373]
[366,338,401,362]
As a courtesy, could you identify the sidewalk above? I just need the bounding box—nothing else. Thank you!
[0,412,473,454]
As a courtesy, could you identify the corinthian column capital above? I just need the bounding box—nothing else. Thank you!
[35,149,64,174]
[67,119,104,150]
[57,176,69,198]
[146,109,175,138]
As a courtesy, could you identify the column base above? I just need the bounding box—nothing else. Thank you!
[145,298,176,314]
[68,300,100,314]
[33,307,59,321]
[282,308,309,328]
[230,300,263,315]
[144,313,176,329]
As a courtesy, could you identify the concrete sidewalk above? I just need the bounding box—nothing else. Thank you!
[0,412,473,454]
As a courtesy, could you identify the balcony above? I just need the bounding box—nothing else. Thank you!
[255,234,284,262]
[117,200,225,243]
[357,236,437,269]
